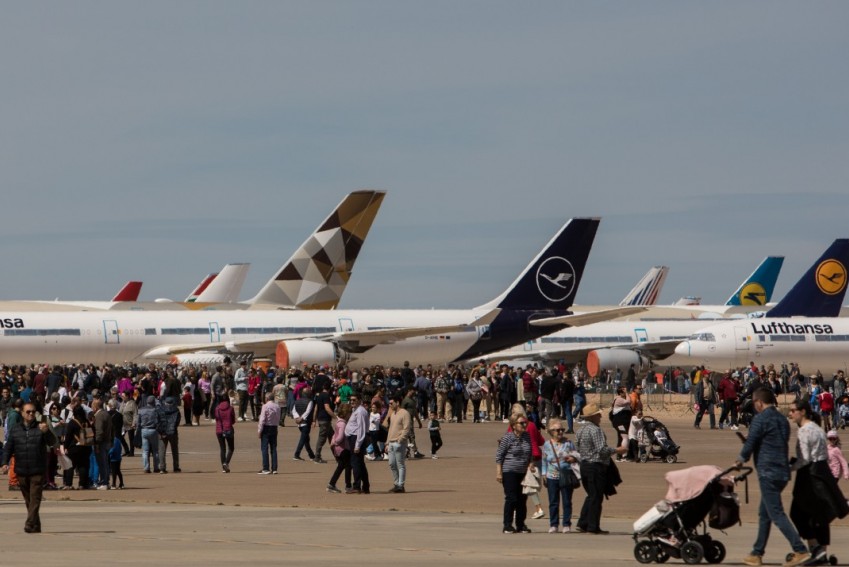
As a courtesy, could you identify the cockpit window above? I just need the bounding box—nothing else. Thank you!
[688,332,716,342]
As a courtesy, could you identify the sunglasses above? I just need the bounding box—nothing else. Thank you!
[550,428,565,433]
[24,410,36,414]
[516,421,528,425]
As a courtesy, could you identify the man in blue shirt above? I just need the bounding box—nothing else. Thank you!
[734,388,809,567]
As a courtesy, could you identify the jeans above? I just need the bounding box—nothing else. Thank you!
[572,396,586,419]
[295,424,315,459]
[752,476,807,556]
[217,432,235,466]
[718,399,738,426]
[329,449,351,489]
[577,462,606,532]
[237,390,248,419]
[430,432,443,455]
[367,430,383,459]
[260,425,278,472]
[347,435,370,492]
[502,470,528,530]
[123,428,136,456]
[157,433,180,472]
[546,477,573,527]
[141,428,160,472]
[561,400,574,430]
[95,442,110,486]
[387,440,408,487]
[694,400,716,428]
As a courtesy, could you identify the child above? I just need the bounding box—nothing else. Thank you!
[428,411,443,459]
[366,402,384,461]
[109,435,124,489]
[827,430,849,481]
[182,385,193,426]
[838,395,849,429]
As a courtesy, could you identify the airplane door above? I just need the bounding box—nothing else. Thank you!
[477,325,491,341]
[634,329,648,343]
[103,320,120,344]
[209,322,220,343]
[339,318,354,332]
[523,340,534,352]
[734,326,750,351]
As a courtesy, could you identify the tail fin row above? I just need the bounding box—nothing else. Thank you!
[620,266,669,306]
[195,263,250,303]
[767,240,849,317]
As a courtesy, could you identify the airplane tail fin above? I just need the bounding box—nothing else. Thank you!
[185,273,217,303]
[248,190,386,309]
[767,240,849,318]
[479,217,600,312]
[195,263,250,303]
[619,266,669,306]
[111,281,142,302]
[724,256,784,306]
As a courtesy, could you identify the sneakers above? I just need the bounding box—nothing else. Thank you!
[431,454,439,459]
[531,510,545,519]
[730,425,740,431]
[313,458,327,464]
[345,488,361,494]
[548,526,558,534]
[389,485,406,493]
[413,453,425,459]
[561,526,571,533]
[96,484,109,490]
[222,463,230,473]
[326,484,341,493]
[237,417,246,422]
[742,554,763,566]
[365,454,376,461]
[258,470,271,475]
[503,526,516,534]
[782,552,811,567]
[293,456,305,461]
[272,470,278,475]
[517,525,532,533]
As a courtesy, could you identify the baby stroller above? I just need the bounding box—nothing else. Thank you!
[836,395,849,430]
[637,416,681,464]
[633,465,752,564]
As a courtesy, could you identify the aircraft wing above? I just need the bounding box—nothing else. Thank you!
[144,309,501,358]
[484,338,683,367]
[530,307,647,328]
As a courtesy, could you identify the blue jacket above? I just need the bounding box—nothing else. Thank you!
[738,405,790,481]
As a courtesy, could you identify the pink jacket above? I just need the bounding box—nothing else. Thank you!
[828,444,849,480]
[331,417,349,457]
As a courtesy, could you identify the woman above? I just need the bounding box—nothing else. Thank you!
[496,413,533,533]
[214,392,236,472]
[191,375,205,426]
[541,418,579,533]
[510,403,546,520]
[327,403,353,493]
[63,405,92,489]
[789,399,849,564]
[198,370,212,420]
[466,370,485,423]
[609,387,632,460]
[451,370,466,423]
[120,390,138,457]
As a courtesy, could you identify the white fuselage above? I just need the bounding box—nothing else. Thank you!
[0,309,492,367]
[671,318,849,373]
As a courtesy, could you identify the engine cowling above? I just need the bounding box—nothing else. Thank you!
[275,340,347,368]
[586,349,649,378]
[169,353,230,366]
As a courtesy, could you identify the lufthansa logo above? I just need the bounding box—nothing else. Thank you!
[739,282,767,306]
[816,259,847,296]
[536,257,576,302]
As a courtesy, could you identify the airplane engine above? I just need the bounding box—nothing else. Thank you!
[275,340,347,368]
[586,349,649,378]
[169,353,229,366]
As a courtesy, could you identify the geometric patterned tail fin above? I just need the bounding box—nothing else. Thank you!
[619,266,669,306]
[247,190,386,309]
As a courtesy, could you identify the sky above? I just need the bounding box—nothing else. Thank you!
[1,2,848,309]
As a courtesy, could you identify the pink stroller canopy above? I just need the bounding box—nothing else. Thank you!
[664,465,726,503]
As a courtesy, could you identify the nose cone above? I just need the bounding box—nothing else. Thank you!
[675,341,691,357]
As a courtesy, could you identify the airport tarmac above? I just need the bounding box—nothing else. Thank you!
[1,394,847,565]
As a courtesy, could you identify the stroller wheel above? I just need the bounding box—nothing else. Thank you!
[665,454,678,464]
[639,453,649,463]
[704,540,726,564]
[655,548,670,563]
[830,555,838,565]
[634,541,657,564]
[681,540,704,565]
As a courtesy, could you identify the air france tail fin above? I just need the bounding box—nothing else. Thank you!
[185,273,217,303]
[725,256,784,306]
[248,190,386,309]
[195,263,250,303]
[111,281,142,302]
[767,240,849,318]
[479,217,600,312]
[619,266,669,306]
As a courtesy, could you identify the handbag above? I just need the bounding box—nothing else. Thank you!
[551,440,580,489]
[56,446,73,470]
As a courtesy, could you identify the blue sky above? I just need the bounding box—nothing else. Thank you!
[1,2,847,308]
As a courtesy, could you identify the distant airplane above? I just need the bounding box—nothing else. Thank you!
[672,239,849,372]
[111,281,143,302]
[0,218,642,366]
[618,266,669,307]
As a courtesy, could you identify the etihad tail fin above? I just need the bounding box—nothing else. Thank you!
[480,217,600,312]
[619,266,669,306]
[111,281,142,302]
[195,263,250,303]
[767,240,849,318]
[247,190,386,309]
[725,256,784,306]
[185,273,217,303]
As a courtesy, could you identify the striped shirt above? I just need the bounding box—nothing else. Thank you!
[496,431,532,473]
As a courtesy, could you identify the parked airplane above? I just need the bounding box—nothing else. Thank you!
[481,255,786,371]
[111,281,143,302]
[672,239,849,372]
[0,218,644,367]
[618,266,669,307]
[156,264,251,304]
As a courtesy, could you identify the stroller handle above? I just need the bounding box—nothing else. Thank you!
[720,464,754,482]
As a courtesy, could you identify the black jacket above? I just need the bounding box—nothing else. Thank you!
[2,420,57,476]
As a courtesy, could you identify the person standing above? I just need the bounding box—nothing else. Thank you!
[234,361,249,421]
[735,388,810,567]
[137,396,160,474]
[1,402,56,532]
[327,404,352,493]
[214,394,236,473]
[383,394,412,493]
[292,387,316,461]
[119,390,137,457]
[344,394,370,494]
[496,413,533,534]
[541,418,579,533]
[575,403,626,534]
[257,392,281,475]
[156,396,181,473]
[694,372,717,429]
[92,399,113,489]
[312,382,335,464]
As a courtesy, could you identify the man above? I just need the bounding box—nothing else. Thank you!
[257,392,281,474]
[539,368,557,424]
[5,398,23,490]
[717,371,740,431]
[401,388,425,458]
[1,402,57,533]
[434,370,451,421]
[311,382,335,464]
[413,369,432,421]
[574,403,626,534]
[92,399,113,488]
[156,396,181,473]
[383,394,412,493]
[734,388,810,567]
[344,393,370,494]
[291,387,316,461]
[234,361,249,421]
[694,371,717,429]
